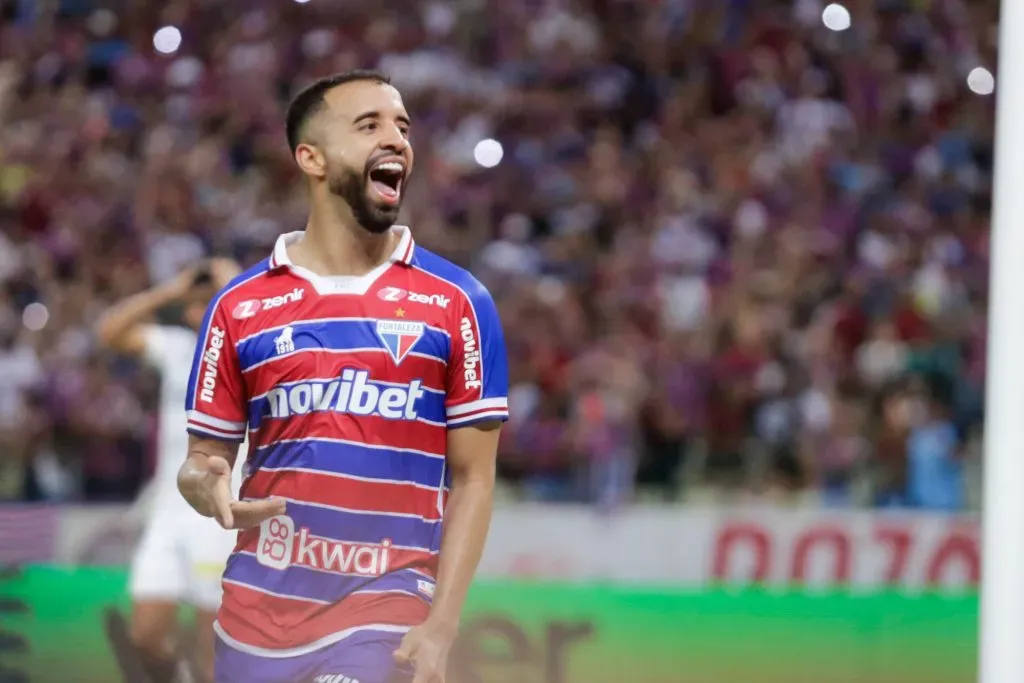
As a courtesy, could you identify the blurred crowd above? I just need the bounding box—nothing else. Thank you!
[0,0,996,510]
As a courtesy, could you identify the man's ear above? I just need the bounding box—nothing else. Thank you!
[295,142,325,178]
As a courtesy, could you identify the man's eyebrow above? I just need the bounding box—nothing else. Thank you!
[352,111,379,125]
[352,111,412,127]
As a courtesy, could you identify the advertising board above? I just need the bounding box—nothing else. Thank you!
[28,504,979,592]
[0,566,977,683]
[481,505,979,591]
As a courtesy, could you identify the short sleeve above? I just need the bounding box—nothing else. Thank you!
[141,324,168,368]
[445,280,509,428]
[185,297,247,441]
[143,325,195,371]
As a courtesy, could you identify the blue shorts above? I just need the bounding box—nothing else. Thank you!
[215,627,413,683]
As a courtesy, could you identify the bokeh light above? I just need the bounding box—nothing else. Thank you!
[822,3,852,32]
[967,67,995,96]
[473,138,503,168]
[22,302,49,331]
[153,26,182,55]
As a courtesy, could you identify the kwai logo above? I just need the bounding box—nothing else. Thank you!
[295,528,391,575]
[264,369,425,420]
[232,288,305,319]
[198,326,226,403]
[255,515,391,578]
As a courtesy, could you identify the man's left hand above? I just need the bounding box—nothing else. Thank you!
[393,619,457,683]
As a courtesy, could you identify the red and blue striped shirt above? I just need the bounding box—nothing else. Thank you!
[184,227,509,656]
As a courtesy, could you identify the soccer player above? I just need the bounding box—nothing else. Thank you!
[178,70,509,683]
[96,258,243,683]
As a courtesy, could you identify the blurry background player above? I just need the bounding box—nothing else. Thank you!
[97,258,244,683]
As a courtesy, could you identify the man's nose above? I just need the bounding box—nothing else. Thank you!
[379,127,409,153]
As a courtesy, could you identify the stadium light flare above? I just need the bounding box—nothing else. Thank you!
[474,138,503,168]
[822,3,852,32]
[153,26,182,55]
[967,67,995,95]
[22,303,49,331]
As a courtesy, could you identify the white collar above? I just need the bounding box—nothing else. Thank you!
[267,225,415,295]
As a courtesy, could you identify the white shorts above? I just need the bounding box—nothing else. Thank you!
[129,495,238,611]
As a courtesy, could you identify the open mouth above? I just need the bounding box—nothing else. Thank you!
[368,161,404,205]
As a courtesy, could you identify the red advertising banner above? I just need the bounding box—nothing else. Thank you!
[710,517,979,589]
[32,503,981,592]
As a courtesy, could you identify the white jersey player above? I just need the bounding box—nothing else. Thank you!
[97,259,244,683]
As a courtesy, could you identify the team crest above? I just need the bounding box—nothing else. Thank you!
[375,320,425,365]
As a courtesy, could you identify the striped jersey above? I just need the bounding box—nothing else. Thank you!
[184,226,509,657]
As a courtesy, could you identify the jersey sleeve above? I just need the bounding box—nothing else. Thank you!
[142,325,193,370]
[185,296,247,442]
[445,279,509,428]
[141,324,169,368]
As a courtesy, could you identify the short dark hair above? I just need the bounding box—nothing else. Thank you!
[284,69,391,153]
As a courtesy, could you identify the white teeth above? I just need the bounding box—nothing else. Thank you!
[373,161,404,172]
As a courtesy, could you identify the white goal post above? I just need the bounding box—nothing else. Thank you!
[981,2,1024,681]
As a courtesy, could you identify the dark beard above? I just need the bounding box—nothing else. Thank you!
[328,165,400,234]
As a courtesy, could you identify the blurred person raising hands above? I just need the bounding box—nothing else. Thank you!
[96,258,244,683]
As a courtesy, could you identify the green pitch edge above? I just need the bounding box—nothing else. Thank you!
[0,566,979,683]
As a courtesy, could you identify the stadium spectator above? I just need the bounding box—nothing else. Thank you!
[0,0,996,509]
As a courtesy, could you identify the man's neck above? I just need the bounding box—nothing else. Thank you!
[290,198,396,277]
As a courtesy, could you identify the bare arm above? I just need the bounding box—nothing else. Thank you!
[178,434,284,529]
[96,259,240,357]
[394,280,508,681]
[428,420,501,631]
[178,434,240,517]
[96,271,192,356]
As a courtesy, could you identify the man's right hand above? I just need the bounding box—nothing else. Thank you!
[168,264,203,299]
[198,455,286,530]
[208,258,242,289]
